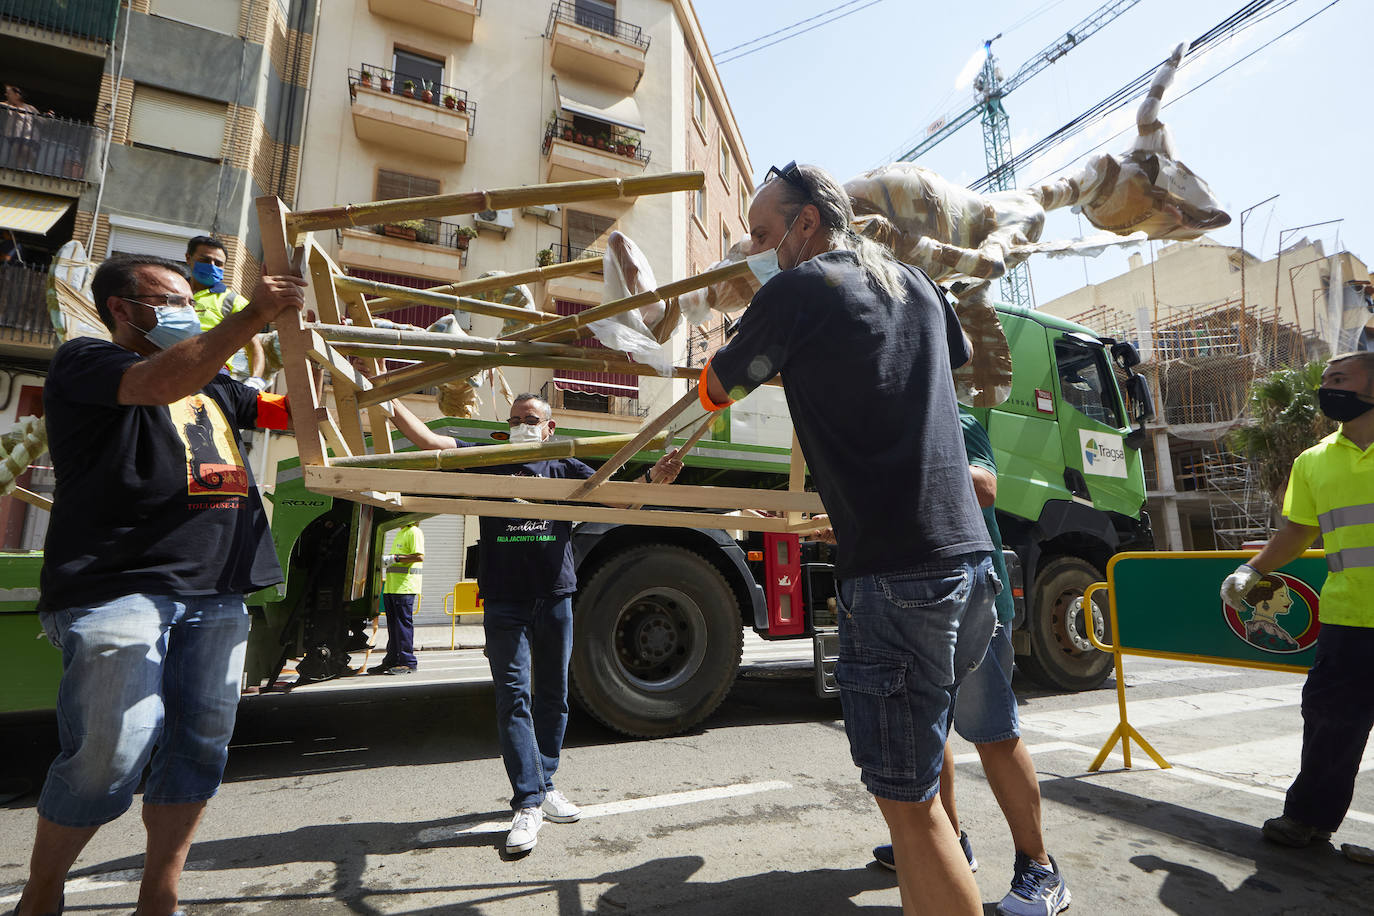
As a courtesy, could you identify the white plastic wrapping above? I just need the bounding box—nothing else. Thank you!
[583,231,675,376]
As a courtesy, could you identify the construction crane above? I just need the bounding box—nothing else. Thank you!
[899,0,1143,308]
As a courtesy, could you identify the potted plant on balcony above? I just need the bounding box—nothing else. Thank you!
[537,247,555,268]
[379,73,392,93]
[455,225,478,250]
[444,92,458,110]
[420,80,434,104]
[359,67,373,88]
[384,219,423,241]
[401,79,415,99]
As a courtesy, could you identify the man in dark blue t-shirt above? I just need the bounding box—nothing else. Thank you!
[702,162,997,916]
[390,396,682,855]
[15,253,305,916]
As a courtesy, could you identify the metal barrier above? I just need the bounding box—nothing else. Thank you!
[1083,549,1328,771]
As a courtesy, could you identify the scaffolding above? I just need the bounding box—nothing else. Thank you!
[1201,450,1272,548]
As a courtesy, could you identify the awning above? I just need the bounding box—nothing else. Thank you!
[0,189,73,234]
[555,75,645,132]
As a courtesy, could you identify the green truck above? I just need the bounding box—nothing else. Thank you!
[0,303,1153,733]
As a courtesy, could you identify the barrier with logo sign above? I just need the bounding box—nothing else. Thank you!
[1083,550,1327,771]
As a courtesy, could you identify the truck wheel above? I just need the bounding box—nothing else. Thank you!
[571,544,743,738]
[1016,556,1112,692]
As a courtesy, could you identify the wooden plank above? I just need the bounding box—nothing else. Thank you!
[366,257,603,314]
[317,408,353,458]
[255,195,324,467]
[334,391,367,456]
[327,431,669,471]
[11,486,52,511]
[569,389,702,500]
[787,431,806,528]
[304,242,367,454]
[338,492,803,533]
[286,171,706,237]
[305,329,372,393]
[303,466,825,514]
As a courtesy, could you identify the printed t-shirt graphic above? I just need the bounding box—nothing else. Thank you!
[171,393,249,497]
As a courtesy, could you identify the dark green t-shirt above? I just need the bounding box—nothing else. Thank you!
[960,410,1014,623]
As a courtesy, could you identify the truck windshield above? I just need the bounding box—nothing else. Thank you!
[1054,340,1124,428]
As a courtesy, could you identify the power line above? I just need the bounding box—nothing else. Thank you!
[712,0,871,56]
[715,0,887,65]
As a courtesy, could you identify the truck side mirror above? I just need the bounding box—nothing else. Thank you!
[1111,341,1142,369]
[1125,373,1154,425]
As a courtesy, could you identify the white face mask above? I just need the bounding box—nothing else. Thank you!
[746,215,801,287]
[507,422,545,445]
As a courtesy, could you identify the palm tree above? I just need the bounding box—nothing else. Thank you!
[1228,360,1335,512]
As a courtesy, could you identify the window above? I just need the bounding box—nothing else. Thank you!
[552,299,640,407]
[720,221,730,260]
[129,86,227,160]
[564,210,615,260]
[692,76,706,131]
[377,169,440,200]
[393,49,444,95]
[739,179,749,223]
[106,215,199,260]
[719,138,730,183]
[150,0,240,34]
[693,184,706,227]
[1054,339,1124,428]
[574,0,617,34]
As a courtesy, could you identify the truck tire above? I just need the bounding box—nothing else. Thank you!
[571,544,743,738]
[1016,556,1112,692]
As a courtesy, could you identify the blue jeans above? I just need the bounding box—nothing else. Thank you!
[37,593,249,827]
[483,595,574,811]
[951,622,1019,744]
[835,553,998,803]
[382,593,418,669]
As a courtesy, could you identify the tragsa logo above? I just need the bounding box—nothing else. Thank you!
[1221,572,1321,655]
[1084,437,1098,466]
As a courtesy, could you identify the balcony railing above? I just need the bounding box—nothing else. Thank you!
[0,108,103,183]
[348,64,478,133]
[546,1,649,50]
[0,264,59,346]
[0,0,120,42]
[369,218,470,264]
[544,242,604,266]
[541,380,647,418]
[542,117,649,165]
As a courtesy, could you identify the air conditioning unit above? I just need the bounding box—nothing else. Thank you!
[474,208,515,236]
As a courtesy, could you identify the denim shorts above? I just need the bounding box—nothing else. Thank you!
[834,553,998,803]
[37,592,249,827]
[951,622,1019,744]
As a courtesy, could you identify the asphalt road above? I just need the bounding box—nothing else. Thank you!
[2,636,1373,915]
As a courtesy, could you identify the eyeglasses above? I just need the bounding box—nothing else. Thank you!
[506,415,545,427]
[764,160,807,194]
[123,293,194,308]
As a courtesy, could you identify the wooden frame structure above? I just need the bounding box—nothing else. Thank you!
[256,172,825,532]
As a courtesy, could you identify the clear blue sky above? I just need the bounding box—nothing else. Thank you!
[692,0,1372,307]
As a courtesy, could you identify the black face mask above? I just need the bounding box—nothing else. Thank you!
[1318,387,1374,423]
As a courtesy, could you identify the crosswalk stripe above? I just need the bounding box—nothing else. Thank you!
[1018,683,1305,738]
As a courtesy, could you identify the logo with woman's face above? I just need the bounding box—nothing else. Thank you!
[1222,572,1320,654]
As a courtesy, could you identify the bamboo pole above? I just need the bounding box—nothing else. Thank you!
[569,389,700,500]
[505,260,753,343]
[367,258,603,314]
[327,430,668,471]
[286,172,706,237]
[332,276,555,325]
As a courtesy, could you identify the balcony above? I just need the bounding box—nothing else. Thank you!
[338,216,470,282]
[541,243,606,306]
[0,0,120,45]
[0,264,59,356]
[348,65,476,164]
[542,116,648,184]
[545,1,649,93]
[368,0,481,41]
[0,109,103,194]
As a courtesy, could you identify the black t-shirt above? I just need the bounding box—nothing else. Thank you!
[711,251,991,580]
[473,457,595,601]
[39,337,283,611]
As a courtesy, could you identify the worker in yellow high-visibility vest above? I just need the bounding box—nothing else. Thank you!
[371,521,424,675]
[186,235,268,389]
[1220,350,1374,849]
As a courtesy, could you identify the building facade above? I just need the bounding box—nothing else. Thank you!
[0,0,315,549]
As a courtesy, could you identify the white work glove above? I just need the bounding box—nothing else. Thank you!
[382,554,395,566]
[244,376,269,391]
[1220,563,1261,607]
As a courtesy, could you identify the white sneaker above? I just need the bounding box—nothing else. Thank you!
[505,807,543,853]
[543,788,581,823]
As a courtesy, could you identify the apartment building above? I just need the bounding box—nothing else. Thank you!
[295,0,755,617]
[0,0,316,548]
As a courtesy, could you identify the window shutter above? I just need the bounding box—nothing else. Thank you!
[377,170,440,201]
[149,0,240,35]
[129,86,228,160]
[107,225,191,260]
[552,300,639,397]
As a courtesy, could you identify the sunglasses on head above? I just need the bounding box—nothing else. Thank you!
[764,160,807,193]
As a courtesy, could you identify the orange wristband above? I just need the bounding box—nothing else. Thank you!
[698,360,734,412]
